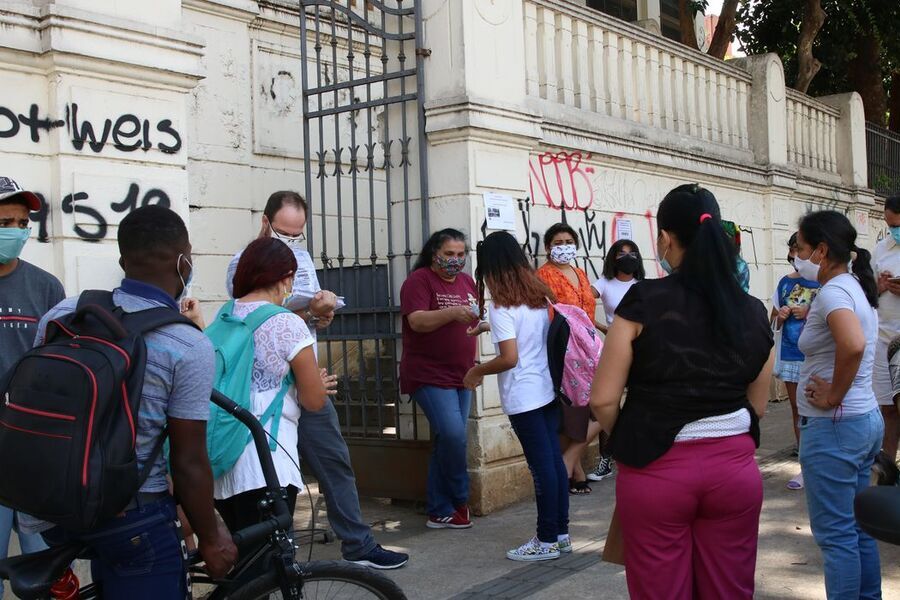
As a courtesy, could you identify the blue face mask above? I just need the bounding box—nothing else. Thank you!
[891,226,900,245]
[0,228,29,264]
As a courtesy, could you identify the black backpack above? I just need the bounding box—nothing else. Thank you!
[0,290,198,532]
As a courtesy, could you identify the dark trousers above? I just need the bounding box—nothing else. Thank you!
[215,485,299,534]
[508,401,569,543]
[44,497,188,600]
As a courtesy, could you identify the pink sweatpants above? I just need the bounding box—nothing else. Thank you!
[616,434,763,600]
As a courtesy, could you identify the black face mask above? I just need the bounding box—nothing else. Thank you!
[615,255,640,275]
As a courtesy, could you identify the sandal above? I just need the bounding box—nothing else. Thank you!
[569,478,592,495]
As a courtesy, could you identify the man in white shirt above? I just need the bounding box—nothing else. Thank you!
[873,195,900,460]
[226,191,408,570]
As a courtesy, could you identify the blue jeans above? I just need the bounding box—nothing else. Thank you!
[0,506,48,600]
[299,399,377,560]
[800,409,884,600]
[413,386,471,518]
[508,401,569,543]
[43,497,188,599]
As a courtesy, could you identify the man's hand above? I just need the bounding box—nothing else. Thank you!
[198,516,238,579]
[466,322,490,336]
[888,280,900,297]
[309,290,338,316]
[446,305,477,324]
[320,368,338,395]
[315,311,334,330]
[180,298,206,329]
[879,271,892,295]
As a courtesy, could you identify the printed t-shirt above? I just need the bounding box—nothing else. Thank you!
[0,260,64,378]
[399,267,478,394]
[772,274,820,362]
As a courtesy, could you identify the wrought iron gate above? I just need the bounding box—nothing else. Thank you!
[299,0,431,499]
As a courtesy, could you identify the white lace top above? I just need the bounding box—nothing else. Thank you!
[214,301,315,500]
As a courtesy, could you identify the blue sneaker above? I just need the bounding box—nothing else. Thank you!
[348,545,409,570]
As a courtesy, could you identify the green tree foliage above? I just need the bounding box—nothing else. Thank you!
[735,0,899,129]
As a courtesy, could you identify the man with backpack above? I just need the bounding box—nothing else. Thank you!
[226,191,409,570]
[0,177,65,594]
[11,205,236,596]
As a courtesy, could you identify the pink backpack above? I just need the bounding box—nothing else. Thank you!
[546,301,603,407]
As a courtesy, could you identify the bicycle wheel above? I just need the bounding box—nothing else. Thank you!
[229,560,407,600]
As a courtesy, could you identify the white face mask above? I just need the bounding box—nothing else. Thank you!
[550,244,577,265]
[793,254,821,282]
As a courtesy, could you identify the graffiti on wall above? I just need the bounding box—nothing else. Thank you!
[30,183,172,243]
[0,103,182,154]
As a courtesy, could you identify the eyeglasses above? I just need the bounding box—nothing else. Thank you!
[270,224,306,244]
[616,251,638,259]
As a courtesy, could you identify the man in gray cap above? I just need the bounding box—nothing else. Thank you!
[0,177,65,592]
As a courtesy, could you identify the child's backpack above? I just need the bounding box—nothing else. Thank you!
[0,290,197,532]
[204,300,294,479]
[546,301,603,407]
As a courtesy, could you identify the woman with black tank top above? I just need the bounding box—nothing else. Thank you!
[590,184,774,599]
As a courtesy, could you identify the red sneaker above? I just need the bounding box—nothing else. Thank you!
[454,504,470,522]
[427,512,472,529]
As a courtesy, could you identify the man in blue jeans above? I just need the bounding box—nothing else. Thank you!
[226,191,408,570]
[23,206,237,597]
[0,178,65,599]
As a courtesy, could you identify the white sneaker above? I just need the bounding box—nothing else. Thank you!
[587,457,614,482]
[506,536,560,562]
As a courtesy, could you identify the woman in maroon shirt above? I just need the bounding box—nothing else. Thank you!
[400,228,480,529]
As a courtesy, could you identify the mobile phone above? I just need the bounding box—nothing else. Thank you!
[890,277,900,284]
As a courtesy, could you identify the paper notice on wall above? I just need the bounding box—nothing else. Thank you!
[483,192,517,232]
[615,218,633,242]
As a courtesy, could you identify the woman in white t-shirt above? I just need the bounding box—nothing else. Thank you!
[794,210,884,599]
[212,238,336,535]
[592,239,645,333]
[463,231,569,563]
[587,239,645,482]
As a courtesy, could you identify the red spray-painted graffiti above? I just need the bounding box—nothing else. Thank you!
[528,151,595,211]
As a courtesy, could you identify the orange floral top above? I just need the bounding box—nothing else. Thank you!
[536,262,597,320]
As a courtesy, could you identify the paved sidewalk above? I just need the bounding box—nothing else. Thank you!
[4,401,898,598]
[297,401,900,599]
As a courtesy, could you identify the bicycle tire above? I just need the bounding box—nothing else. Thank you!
[228,560,407,600]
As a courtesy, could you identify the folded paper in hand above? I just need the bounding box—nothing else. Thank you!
[284,291,346,313]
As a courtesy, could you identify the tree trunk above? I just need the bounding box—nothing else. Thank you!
[678,0,699,50]
[794,0,825,94]
[888,71,899,133]
[707,0,739,59]
[848,33,887,126]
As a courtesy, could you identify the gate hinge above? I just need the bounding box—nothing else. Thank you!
[415,47,432,58]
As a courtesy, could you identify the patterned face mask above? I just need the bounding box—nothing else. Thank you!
[435,255,466,277]
[550,244,577,265]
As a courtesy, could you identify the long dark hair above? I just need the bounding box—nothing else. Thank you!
[602,239,646,281]
[233,238,297,298]
[798,210,878,308]
[475,231,555,317]
[413,228,467,271]
[657,184,743,341]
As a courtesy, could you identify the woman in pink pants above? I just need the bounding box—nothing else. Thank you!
[590,184,774,599]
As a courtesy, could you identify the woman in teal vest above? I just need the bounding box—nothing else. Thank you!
[210,237,334,532]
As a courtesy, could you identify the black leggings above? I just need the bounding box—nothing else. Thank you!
[216,485,299,534]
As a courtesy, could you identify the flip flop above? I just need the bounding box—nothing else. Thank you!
[787,473,804,490]
[569,479,592,495]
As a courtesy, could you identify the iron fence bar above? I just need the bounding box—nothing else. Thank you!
[314,333,401,342]
[300,3,314,250]
[304,69,417,97]
[303,0,415,39]
[305,0,415,18]
[414,0,430,243]
[304,93,418,119]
